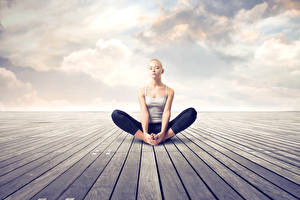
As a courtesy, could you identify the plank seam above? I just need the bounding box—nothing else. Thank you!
[182,133,276,200]
[175,134,247,200]
[163,143,191,200]
[135,140,143,200]
[109,135,135,199]
[186,130,300,199]
[152,145,165,200]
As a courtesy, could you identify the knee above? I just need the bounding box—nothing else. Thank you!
[186,107,197,120]
[111,109,124,121]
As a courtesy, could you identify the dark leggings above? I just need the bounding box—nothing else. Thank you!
[111,107,197,135]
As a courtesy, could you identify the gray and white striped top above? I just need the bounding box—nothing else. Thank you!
[145,85,168,123]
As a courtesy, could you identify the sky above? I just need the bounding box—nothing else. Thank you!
[0,0,299,112]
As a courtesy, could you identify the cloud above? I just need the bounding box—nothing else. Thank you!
[0,0,16,8]
[136,0,299,52]
[60,38,148,87]
[0,67,74,111]
[135,0,280,46]
[0,0,148,71]
[136,1,235,45]
[233,35,300,89]
[198,0,265,17]
[226,36,300,110]
[0,0,299,111]
[0,22,3,34]
[0,67,33,103]
[198,0,300,18]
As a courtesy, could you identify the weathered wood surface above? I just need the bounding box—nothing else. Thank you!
[0,111,299,200]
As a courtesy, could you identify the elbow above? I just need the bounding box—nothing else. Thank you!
[163,110,171,118]
[141,109,149,117]
[142,108,149,114]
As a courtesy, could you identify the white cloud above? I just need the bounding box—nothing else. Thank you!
[60,38,148,87]
[0,67,33,103]
[0,67,75,111]
[0,0,299,111]
[0,1,148,71]
[229,36,300,110]
[255,37,300,69]
[235,2,268,24]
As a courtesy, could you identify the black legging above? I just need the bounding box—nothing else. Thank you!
[111,107,197,135]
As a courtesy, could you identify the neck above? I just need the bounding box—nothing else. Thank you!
[149,78,163,88]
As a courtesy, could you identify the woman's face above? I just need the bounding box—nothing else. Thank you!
[149,61,163,78]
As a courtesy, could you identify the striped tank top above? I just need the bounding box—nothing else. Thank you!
[145,85,168,123]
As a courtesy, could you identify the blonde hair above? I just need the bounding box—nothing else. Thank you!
[150,59,163,68]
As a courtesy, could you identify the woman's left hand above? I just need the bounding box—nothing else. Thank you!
[152,132,165,145]
[150,133,156,140]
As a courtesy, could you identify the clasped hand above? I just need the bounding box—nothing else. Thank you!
[144,132,165,146]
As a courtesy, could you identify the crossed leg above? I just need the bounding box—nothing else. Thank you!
[111,107,197,146]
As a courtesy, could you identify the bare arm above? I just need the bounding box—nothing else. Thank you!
[160,88,174,135]
[138,87,149,134]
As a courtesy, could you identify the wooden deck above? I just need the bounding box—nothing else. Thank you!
[0,111,299,200]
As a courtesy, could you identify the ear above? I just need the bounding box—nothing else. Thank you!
[161,68,164,74]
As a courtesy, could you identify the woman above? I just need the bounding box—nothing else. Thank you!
[111,59,197,146]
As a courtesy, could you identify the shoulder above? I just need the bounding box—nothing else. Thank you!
[137,87,146,97]
[167,86,174,97]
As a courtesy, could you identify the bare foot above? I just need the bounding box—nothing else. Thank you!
[153,133,164,145]
[144,133,156,145]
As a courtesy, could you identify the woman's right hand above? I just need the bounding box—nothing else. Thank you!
[144,133,153,144]
[150,133,156,140]
[144,133,157,146]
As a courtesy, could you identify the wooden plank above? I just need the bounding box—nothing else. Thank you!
[0,125,103,173]
[176,133,270,200]
[83,133,134,199]
[195,126,300,175]
[186,129,300,198]
[212,120,300,151]
[0,127,115,199]
[30,128,123,200]
[0,126,106,185]
[207,121,300,155]
[208,127,300,167]
[192,126,300,184]
[0,111,299,200]
[110,137,142,200]
[0,119,103,149]
[214,119,299,148]
[0,124,99,161]
[184,129,298,200]
[206,119,300,156]
[207,117,300,145]
[0,127,58,156]
[171,134,243,200]
[56,131,128,200]
[163,139,216,199]
[228,117,300,139]
[153,142,189,199]
[137,142,162,200]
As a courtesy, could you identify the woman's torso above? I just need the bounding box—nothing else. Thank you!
[145,84,168,123]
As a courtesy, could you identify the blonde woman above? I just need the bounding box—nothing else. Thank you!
[111,59,197,146]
